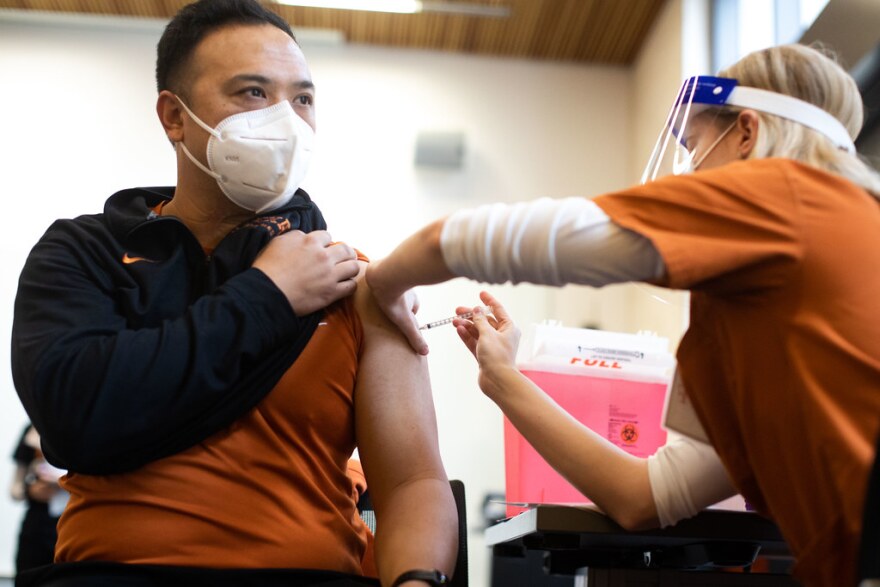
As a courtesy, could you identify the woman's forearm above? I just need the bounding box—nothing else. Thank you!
[481,365,659,530]
[367,218,456,297]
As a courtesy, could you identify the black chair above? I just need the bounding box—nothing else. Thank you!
[358,479,468,586]
[448,479,469,587]
[859,432,880,581]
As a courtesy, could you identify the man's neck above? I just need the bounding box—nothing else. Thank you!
[163,182,253,252]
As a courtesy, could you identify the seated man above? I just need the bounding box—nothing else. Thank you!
[11,1,456,585]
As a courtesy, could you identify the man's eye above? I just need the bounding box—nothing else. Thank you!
[295,95,313,106]
[245,87,267,98]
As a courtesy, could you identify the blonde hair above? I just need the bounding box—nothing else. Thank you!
[719,43,880,197]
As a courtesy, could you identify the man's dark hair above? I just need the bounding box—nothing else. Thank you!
[156,0,296,96]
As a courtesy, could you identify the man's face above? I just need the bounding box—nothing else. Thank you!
[179,23,315,163]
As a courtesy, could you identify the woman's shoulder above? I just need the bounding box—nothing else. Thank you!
[714,157,860,189]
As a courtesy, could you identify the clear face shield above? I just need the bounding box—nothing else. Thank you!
[641,75,857,184]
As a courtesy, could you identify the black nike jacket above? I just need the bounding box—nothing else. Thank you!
[11,187,327,475]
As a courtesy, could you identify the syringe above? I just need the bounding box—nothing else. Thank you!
[419,306,491,330]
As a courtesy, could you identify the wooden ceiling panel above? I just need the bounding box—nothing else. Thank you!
[0,0,668,65]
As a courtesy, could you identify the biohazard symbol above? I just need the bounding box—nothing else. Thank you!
[620,423,639,445]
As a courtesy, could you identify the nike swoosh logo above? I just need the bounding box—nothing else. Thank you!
[122,253,155,265]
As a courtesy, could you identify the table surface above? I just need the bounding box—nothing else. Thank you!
[485,505,792,558]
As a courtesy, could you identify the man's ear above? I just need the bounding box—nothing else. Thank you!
[157,90,185,144]
[736,109,760,159]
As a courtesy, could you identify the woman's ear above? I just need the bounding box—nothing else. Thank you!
[736,109,760,159]
[156,90,185,144]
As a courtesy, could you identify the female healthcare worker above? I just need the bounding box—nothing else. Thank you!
[365,44,880,587]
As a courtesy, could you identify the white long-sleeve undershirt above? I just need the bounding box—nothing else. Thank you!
[439,197,665,286]
[440,197,738,527]
[648,436,738,527]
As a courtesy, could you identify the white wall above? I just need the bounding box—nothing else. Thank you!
[548,0,702,348]
[0,13,178,580]
[0,11,635,584]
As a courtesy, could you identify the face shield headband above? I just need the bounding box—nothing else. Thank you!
[641,75,857,184]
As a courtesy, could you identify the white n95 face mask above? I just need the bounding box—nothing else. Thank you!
[176,98,315,213]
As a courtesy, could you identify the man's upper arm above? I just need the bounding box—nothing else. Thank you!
[353,273,447,506]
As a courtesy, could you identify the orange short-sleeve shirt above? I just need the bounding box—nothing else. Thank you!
[595,159,880,587]
[56,294,371,575]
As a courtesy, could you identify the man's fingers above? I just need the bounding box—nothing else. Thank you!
[306,230,333,247]
[331,259,361,283]
[281,229,307,241]
[327,241,357,263]
[338,277,358,296]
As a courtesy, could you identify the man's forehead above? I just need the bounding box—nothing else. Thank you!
[190,23,309,81]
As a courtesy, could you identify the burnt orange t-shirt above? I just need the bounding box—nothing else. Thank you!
[595,159,880,587]
[56,293,371,575]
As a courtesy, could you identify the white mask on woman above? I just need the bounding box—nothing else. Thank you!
[176,98,315,213]
[676,121,738,175]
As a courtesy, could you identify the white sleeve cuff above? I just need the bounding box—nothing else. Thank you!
[647,435,738,528]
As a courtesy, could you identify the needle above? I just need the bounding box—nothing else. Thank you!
[419,307,490,330]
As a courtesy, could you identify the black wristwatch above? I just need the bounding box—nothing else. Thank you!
[390,569,449,586]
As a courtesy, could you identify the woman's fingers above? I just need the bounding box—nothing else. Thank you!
[455,319,479,340]
[455,322,479,357]
[470,305,495,334]
[479,290,512,323]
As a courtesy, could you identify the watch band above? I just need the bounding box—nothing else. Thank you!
[390,569,449,586]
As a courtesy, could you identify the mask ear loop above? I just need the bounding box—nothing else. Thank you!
[174,97,225,182]
[175,98,221,138]
[690,120,739,171]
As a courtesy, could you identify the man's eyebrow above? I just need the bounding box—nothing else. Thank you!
[228,73,273,85]
[294,80,315,91]
[226,74,315,91]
